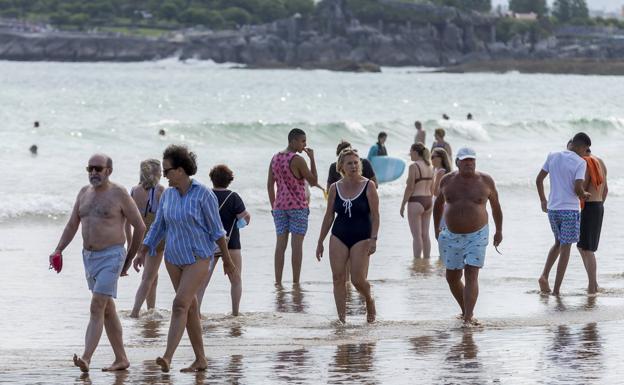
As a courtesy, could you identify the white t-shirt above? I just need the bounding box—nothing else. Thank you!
[542,150,587,211]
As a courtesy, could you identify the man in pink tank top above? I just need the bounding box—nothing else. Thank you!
[267,128,318,285]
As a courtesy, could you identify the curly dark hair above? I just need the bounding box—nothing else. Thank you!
[209,164,234,188]
[163,144,197,176]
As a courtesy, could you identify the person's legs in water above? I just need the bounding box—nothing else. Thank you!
[539,241,560,294]
[552,243,572,296]
[156,259,211,373]
[421,208,433,258]
[102,297,130,371]
[228,249,243,315]
[349,240,375,323]
[274,233,289,285]
[445,269,465,317]
[407,202,424,258]
[329,235,349,323]
[463,266,480,324]
[291,234,304,284]
[130,250,164,318]
[579,248,598,294]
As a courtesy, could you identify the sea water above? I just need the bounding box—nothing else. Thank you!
[1,60,624,384]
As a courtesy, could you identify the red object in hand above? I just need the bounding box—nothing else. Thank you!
[50,251,63,273]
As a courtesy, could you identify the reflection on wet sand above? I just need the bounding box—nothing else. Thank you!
[546,322,603,384]
[272,349,310,383]
[410,331,450,355]
[437,330,484,384]
[345,287,366,317]
[140,319,165,341]
[275,283,307,313]
[329,343,377,385]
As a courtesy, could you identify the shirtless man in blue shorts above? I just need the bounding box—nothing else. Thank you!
[50,154,146,372]
[434,147,503,326]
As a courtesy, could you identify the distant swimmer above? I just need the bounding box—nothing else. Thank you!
[50,154,146,372]
[414,120,426,144]
[267,128,318,285]
[536,133,591,295]
[29,144,38,155]
[431,128,453,163]
[434,147,503,326]
[327,140,377,191]
[578,147,607,294]
[34,121,39,128]
[442,114,450,120]
[367,131,388,159]
[316,148,379,323]
[400,143,434,258]
[158,129,166,136]
[467,113,473,120]
[127,159,165,318]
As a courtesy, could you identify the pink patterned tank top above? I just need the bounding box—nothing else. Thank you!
[271,152,307,210]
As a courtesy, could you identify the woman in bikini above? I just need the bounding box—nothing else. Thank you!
[316,149,380,324]
[128,159,166,318]
[400,143,434,258]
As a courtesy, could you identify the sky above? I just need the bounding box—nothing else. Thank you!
[491,0,622,12]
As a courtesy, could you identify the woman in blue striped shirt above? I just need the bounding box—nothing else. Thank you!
[135,145,238,373]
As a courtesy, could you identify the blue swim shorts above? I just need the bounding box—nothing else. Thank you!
[548,210,580,245]
[82,245,126,298]
[272,208,309,235]
[438,225,489,270]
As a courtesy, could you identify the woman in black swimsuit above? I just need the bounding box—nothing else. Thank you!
[316,149,380,324]
[400,143,434,258]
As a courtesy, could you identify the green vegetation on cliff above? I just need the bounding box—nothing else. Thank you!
[0,0,314,30]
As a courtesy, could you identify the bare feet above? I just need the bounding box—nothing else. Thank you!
[366,298,376,323]
[538,276,551,293]
[156,357,170,373]
[102,359,130,372]
[180,357,208,373]
[462,318,482,328]
[73,354,89,373]
[455,313,464,320]
[129,311,140,319]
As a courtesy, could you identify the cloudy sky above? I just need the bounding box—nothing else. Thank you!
[491,0,621,12]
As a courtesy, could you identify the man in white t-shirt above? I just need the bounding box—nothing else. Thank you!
[536,132,592,295]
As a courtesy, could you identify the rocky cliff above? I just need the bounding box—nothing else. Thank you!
[1,0,623,70]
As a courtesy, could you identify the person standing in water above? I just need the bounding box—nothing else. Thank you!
[578,148,607,294]
[317,148,379,323]
[50,154,146,372]
[128,159,165,318]
[536,133,591,295]
[434,147,503,326]
[400,143,434,258]
[327,140,377,190]
[367,132,388,159]
[431,128,452,163]
[196,164,251,315]
[414,121,426,144]
[136,145,238,372]
[431,148,452,233]
[267,128,318,285]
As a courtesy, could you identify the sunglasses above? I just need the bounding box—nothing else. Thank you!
[86,165,106,173]
[163,167,176,176]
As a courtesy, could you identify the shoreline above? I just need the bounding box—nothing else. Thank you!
[439,59,624,76]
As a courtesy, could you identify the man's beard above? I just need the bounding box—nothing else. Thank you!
[89,176,103,187]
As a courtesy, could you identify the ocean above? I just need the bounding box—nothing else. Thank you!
[1,60,624,384]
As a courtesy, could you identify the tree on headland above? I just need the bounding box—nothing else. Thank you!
[508,0,547,16]
[552,0,589,23]
[431,0,491,12]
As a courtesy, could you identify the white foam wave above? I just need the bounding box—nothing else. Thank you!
[0,193,72,221]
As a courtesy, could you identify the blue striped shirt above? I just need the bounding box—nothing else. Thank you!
[143,179,226,266]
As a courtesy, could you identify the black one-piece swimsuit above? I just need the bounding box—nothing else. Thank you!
[331,180,372,249]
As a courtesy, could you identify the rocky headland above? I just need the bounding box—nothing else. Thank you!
[1,0,624,74]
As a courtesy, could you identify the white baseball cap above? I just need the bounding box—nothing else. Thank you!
[456,147,476,160]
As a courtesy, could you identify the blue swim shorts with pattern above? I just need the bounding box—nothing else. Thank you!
[548,210,580,245]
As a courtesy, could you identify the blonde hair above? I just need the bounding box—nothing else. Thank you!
[411,142,431,166]
[139,159,161,189]
[336,149,362,177]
